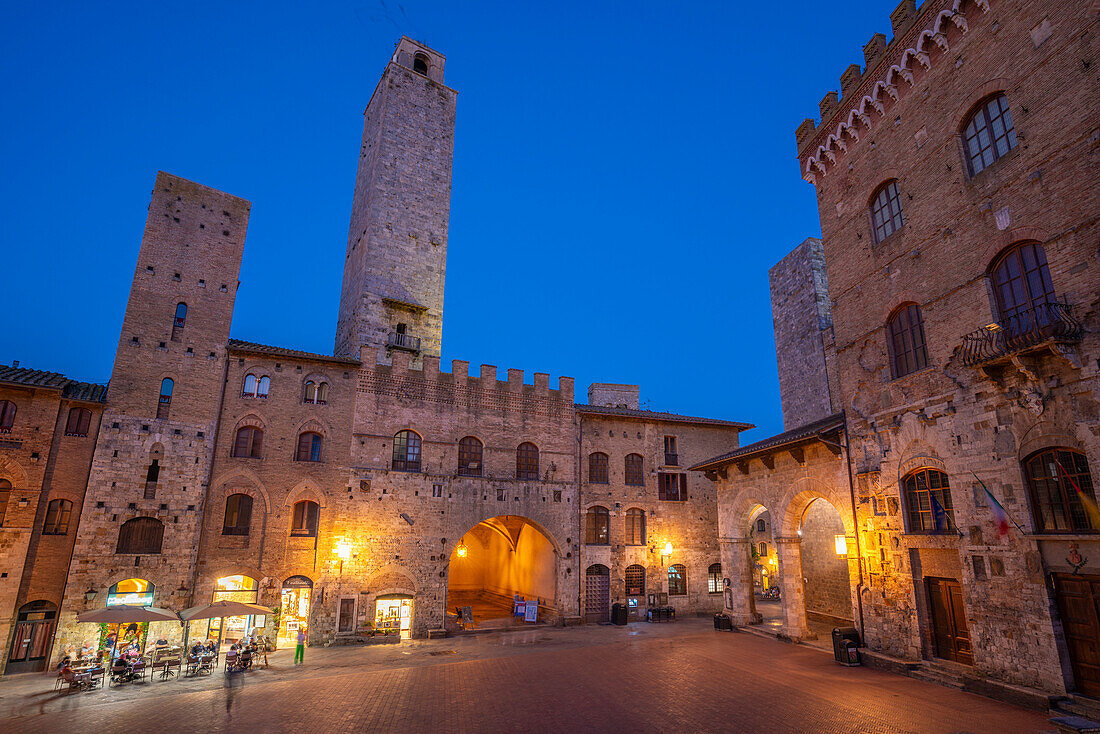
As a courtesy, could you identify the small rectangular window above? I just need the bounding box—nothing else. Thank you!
[658,473,687,501]
[663,437,678,466]
[432,484,443,498]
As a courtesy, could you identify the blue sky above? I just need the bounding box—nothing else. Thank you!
[1,1,895,441]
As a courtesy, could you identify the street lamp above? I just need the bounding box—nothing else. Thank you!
[84,588,97,603]
[455,542,468,558]
[834,534,848,556]
[335,540,351,573]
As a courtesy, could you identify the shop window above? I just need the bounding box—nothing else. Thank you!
[589,452,609,484]
[42,498,72,535]
[116,517,164,554]
[1024,448,1097,533]
[887,303,929,378]
[0,479,9,526]
[392,430,421,472]
[707,563,722,594]
[870,180,904,243]
[157,378,173,419]
[626,508,646,545]
[903,468,955,533]
[295,432,323,462]
[458,436,482,476]
[171,302,187,342]
[290,500,319,537]
[222,493,253,536]
[232,427,263,458]
[516,442,539,480]
[65,407,92,437]
[585,506,609,545]
[963,93,1017,176]
[0,400,14,432]
[625,564,645,597]
[668,564,687,596]
[658,473,687,501]
[625,453,644,486]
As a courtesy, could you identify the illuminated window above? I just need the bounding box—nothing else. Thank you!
[707,563,722,594]
[625,453,644,486]
[668,564,686,596]
[585,506,609,545]
[588,452,609,484]
[107,578,154,606]
[625,564,645,596]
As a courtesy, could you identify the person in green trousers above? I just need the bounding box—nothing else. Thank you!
[294,628,306,665]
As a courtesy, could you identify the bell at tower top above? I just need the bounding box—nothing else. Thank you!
[392,36,446,84]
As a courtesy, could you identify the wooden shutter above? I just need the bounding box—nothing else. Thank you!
[679,474,687,500]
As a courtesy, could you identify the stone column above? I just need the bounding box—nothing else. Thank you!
[775,536,813,641]
[719,537,757,625]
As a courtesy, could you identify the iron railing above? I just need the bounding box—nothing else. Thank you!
[960,301,1082,366]
[387,332,421,352]
[664,453,679,466]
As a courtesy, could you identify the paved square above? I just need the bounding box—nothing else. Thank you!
[0,621,1050,733]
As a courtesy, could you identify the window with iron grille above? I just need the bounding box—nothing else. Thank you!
[668,564,686,596]
[43,498,72,535]
[870,180,904,243]
[625,453,644,486]
[157,378,173,420]
[903,468,955,533]
[625,564,645,596]
[458,436,482,476]
[990,242,1057,330]
[585,506,609,545]
[963,93,1017,176]
[0,400,15,433]
[588,452,609,484]
[707,563,722,594]
[171,302,187,342]
[658,473,687,501]
[1025,448,1097,533]
[116,517,164,554]
[887,303,929,378]
[296,432,323,462]
[222,493,253,536]
[290,500,319,537]
[516,442,539,480]
[65,407,92,437]
[232,427,263,458]
[625,508,646,545]
[392,430,421,472]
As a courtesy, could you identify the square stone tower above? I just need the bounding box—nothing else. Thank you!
[335,37,456,364]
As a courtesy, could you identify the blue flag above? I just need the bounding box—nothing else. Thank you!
[930,493,950,532]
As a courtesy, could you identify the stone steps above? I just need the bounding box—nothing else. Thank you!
[1051,695,1100,722]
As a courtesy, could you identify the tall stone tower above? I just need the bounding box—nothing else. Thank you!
[335,37,456,364]
[56,172,248,651]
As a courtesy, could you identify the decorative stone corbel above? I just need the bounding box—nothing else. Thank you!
[914,51,931,69]
[884,84,899,101]
[974,0,989,12]
[950,13,969,32]
[932,32,949,51]
[870,98,885,115]
[834,137,848,153]
[823,149,837,164]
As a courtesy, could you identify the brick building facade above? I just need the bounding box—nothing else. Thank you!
[703,0,1100,703]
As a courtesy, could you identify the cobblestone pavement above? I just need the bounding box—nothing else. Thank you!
[0,620,1051,733]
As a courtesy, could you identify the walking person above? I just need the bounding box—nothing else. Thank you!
[294,627,306,666]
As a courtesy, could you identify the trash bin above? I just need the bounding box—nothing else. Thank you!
[713,613,732,631]
[611,603,628,625]
[832,627,861,666]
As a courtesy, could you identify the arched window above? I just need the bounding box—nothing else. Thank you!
[222,493,253,536]
[588,452,609,484]
[304,380,328,405]
[668,564,687,596]
[963,93,1017,176]
[626,508,646,545]
[232,426,263,458]
[243,374,257,397]
[157,378,173,419]
[990,242,1057,333]
[585,506,609,545]
[516,442,539,480]
[413,53,429,75]
[625,564,645,596]
[707,563,723,594]
[392,430,421,472]
[42,498,72,535]
[759,542,768,557]
[458,436,483,476]
[65,407,92,437]
[257,376,270,398]
[756,518,766,533]
[0,479,10,526]
[290,500,319,537]
[870,180,904,243]
[0,400,14,432]
[116,517,164,554]
[1024,448,1096,532]
[903,468,954,533]
[171,302,187,341]
[144,459,160,499]
[296,432,323,462]
[887,303,929,378]
[625,453,644,486]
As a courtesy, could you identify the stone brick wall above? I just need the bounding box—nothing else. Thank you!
[799,498,853,623]
[587,384,640,409]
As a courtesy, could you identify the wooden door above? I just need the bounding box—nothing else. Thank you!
[585,565,610,623]
[6,614,55,674]
[1054,574,1100,697]
[927,577,973,665]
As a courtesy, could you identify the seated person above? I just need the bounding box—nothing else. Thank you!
[111,656,130,680]
[78,641,95,660]
[189,641,204,657]
[203,639,217,654]
[151,635,170,653]
[55,654,72,673]
[60,662,78,686]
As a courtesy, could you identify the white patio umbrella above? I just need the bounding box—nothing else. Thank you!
[77,604,180,661]
[179,600,273,650]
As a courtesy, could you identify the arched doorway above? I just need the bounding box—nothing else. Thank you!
[6,601,56,674]
[279,575,313,648]
[585,564,610,622]
[208,575,261,647]
[798,498,855,644]
[447,515,558,629]
[748,507,781,631]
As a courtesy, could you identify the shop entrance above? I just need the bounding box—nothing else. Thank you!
[5,601,56,674]
[279,576,313,648]
[447,515,557,629]
[927,576,973,665]
[208,575,263,648]
[375,595,413,639]
[1053,573,1100,696]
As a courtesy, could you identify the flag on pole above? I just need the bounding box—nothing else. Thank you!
[972,472,1017,537]
[1054,457,1100,530]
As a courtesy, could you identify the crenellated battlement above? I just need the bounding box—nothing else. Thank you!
[795,0,987,185]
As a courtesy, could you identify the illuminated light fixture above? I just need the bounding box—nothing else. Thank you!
[456,542,468,558]
[834,534,848,556]
[797,529,803,536]
[984,322,1002,332]
[662,541,673,556]
[335,541,352,561]
[84,588,98,603]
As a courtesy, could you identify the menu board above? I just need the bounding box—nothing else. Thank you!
[524,603,538,623]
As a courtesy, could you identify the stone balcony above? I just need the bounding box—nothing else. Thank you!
[959,301,1083,380]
